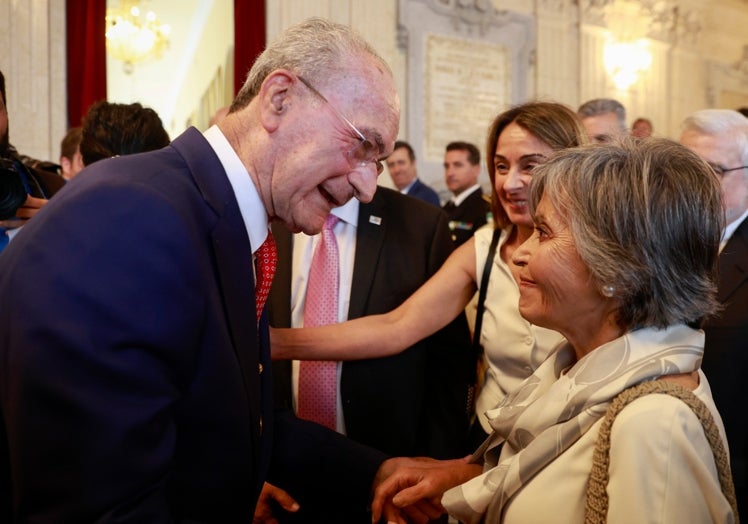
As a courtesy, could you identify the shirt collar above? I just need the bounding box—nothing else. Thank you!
[451,184,481,207]
[401,178,417,194]
[204,125,269,253]
[330,198,359,227]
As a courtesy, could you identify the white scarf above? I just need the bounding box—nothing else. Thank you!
[443,324,704,523]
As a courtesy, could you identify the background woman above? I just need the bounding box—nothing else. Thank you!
[372,138,735,524]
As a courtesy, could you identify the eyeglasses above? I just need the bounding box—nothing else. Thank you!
[296,75,383,175]
[708,163,748,177]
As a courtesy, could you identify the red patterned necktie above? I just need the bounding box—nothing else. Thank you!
[297,215,339,431]
[255,232,277,323]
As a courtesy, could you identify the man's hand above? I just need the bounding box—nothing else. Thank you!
[371,457,482,523]
[253,482,300,524]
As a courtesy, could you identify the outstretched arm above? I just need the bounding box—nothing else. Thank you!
[270,238,479,361]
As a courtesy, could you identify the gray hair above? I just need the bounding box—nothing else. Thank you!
[529,137,724,330]
[681,109,748,167]
[230,17,390,111]
[577,98,627,132]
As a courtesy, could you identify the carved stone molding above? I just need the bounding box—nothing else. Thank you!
[580,0,615,26]
[396,23,408,50]
[537,0,575,14]
[580,0,702,45]
[419,0,524,37]
[706,47,748,108]
[672,5,702,46]
[733,45,748,80]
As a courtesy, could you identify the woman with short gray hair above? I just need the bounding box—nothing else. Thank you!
[372,138,737,524]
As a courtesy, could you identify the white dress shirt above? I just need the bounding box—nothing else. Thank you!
[204,125,269,257]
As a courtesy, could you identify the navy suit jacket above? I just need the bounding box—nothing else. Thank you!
[701,217,748,515]
[0,128,385,523]
[270,187,472,460]
[406,178,440,207]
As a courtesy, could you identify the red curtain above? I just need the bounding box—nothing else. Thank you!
[66,0,107,128]
[234,0,266,96]
[65,0,262,124]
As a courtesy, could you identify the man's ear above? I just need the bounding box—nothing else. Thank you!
[60,157,71,174]
[258,70,296,133]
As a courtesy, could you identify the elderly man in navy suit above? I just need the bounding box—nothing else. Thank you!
[680,108,748,516]
[0,18,404,523]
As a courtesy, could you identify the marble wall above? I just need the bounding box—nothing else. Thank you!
[0,0,66,163]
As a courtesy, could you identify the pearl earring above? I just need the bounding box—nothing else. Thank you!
[601,284,616,298]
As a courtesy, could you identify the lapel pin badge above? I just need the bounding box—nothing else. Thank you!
[369,215,382,226]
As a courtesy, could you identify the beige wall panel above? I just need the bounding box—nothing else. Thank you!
[1,0,66,163]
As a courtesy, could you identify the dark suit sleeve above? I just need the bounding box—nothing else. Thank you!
[267,409,388,518]
[702,224,748,514]
[0,181,206,522]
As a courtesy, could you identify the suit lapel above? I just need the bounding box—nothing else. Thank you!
[349,194,387,319]
[170,128,261,430]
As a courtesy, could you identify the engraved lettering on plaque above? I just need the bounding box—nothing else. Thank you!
[424,33,510,162]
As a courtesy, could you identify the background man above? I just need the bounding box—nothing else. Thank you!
[268,186,472,521]
[631,117,653,138]
[59,126,84,180]
[680,108,748,516]
[442,140,490,246]
[0,18,402,522]
[79,100,170,166]
[385,140,440,206]
[577,98,627,143]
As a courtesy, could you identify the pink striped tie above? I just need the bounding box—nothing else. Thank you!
[297,215,339,430]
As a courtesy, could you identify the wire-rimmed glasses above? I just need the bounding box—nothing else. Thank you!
[296,75,384,175]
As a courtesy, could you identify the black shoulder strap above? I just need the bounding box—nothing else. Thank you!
[466,227,501,418]
[473,227,501,352]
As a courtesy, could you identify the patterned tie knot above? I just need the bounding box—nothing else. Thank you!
[324,214,339,231]
[255,233,277,322]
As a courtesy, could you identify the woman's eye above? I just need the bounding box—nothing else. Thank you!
[522,163,539,174]
[495,163,509,174]
[535,226,548,240]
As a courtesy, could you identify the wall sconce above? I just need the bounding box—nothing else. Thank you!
[106,0,171,74]
[603,38,652,91]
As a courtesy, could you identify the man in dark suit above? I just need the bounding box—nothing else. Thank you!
[385,140,440,206]
[0,18,401,523]
[266,187,472,522]
[442,141,490,247]
[680,108,748,516]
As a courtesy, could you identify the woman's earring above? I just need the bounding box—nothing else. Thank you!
[601,284,616,298]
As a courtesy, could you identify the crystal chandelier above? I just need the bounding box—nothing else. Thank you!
[105,0,171,74]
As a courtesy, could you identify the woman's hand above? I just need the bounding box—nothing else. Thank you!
[371,456,482,523]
